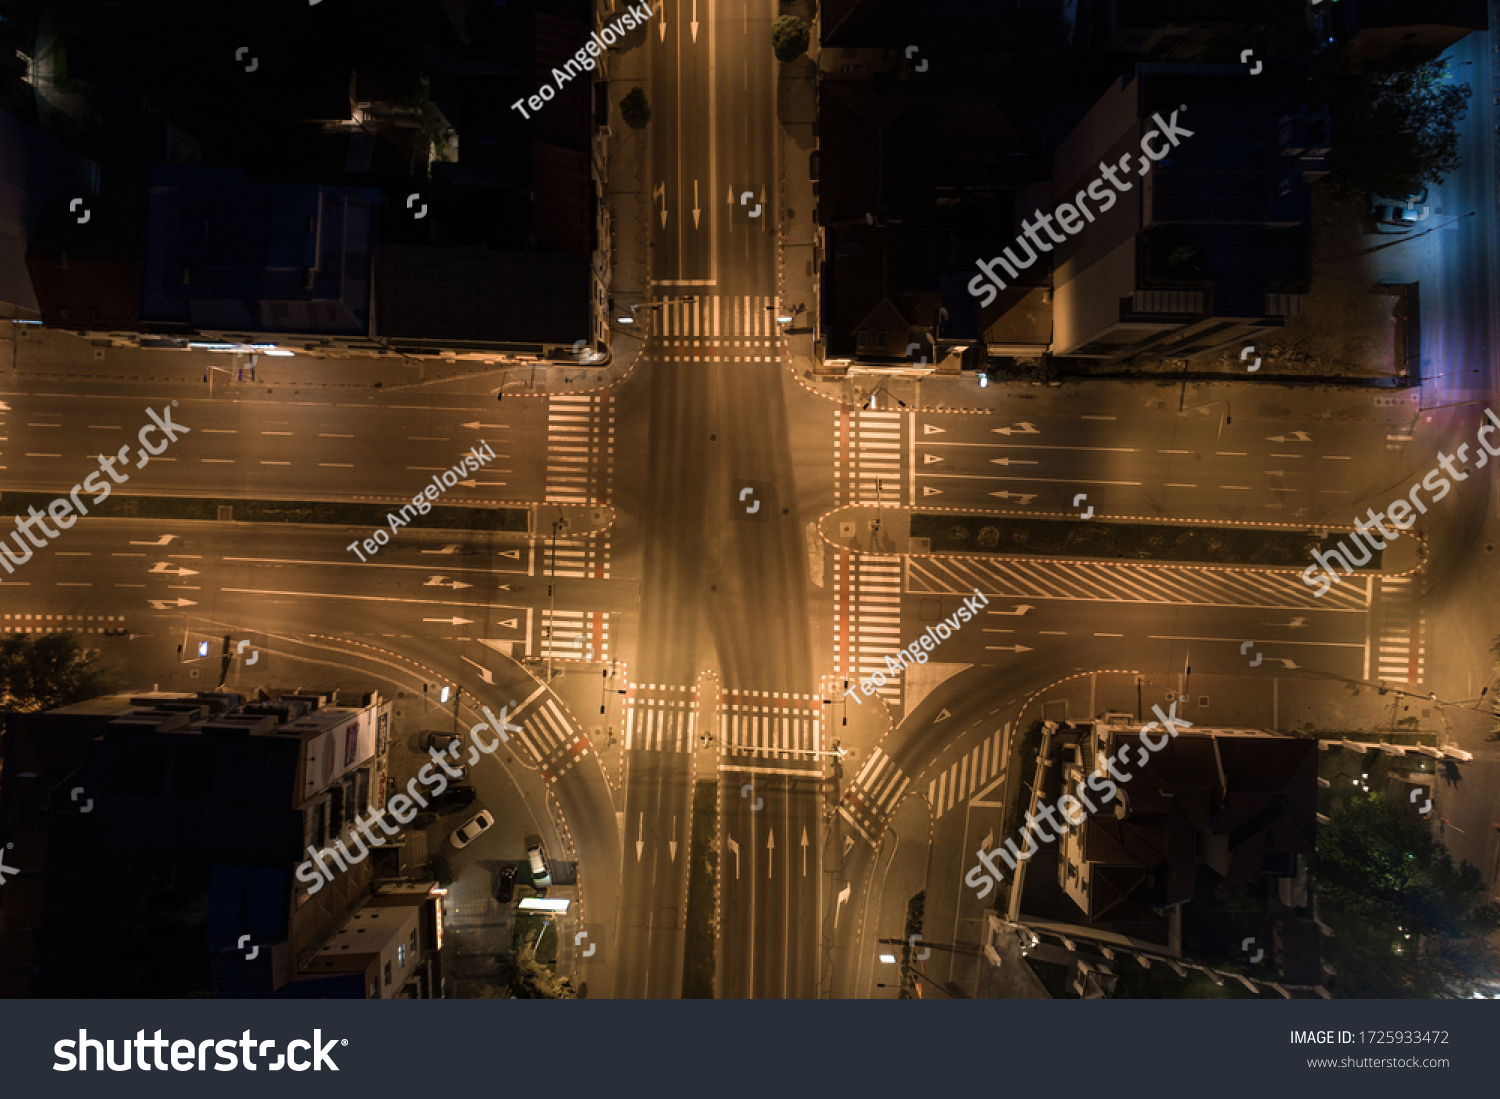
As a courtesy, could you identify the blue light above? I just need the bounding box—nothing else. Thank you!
[198,641,209,657]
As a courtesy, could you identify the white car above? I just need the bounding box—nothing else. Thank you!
[449,809,495,849]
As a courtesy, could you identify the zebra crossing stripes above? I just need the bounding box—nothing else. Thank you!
[625,694,694,752]
[2,613,127,635]
[833,554,903,705]
[834,409,904,507]
[542,537,611,579]
[1375,575,1425,685]
[720,690,822,761]
[538,609,609,660]
[839,747,910,843]
[546,393,610,505]
[658,295,781,338]
[906,554,1369,611]
[509,696,578,765]
[928,729,1006,820]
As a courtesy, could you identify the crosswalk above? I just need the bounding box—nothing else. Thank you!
[928,728,1006,820]
[624,685,696,753]
[538,609,610,661]
[719,690,823,761]
[906,554,1370,611]
[1,613,128,635]
[834,409,904,507]
[833,553,903,705]
[509,695,583,770]
[546,393,611,505]
[541,537,611,579]
[1374,575,1425,685]
[656,295,782,338]
[839,747,910,844]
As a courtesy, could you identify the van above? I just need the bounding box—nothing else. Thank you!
[524,833,551,889]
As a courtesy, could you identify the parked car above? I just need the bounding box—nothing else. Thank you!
[525,833,552,889]
[1374,205,1420,229]
[434,784,476,810]
[425,732,461,753]
[449,809,494,849]
[493,865,517,904]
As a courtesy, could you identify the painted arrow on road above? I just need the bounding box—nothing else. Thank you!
[989,644,1034,653]
[670,816,679,862]
[149,598,197,610]
[922,453,944,464]
[636,812,645,862]
[422,617,474,625]
[991,604,1034,615]
[922,424,946,435]
[150,562,198,577]
[990,458,1038,466]
[460,422,506,430]
[423,576,474,589]
[461,657,494,684]
[766,829,775,878]
[989,492,1037,504]
[131,535,177,546]
[800,827,808,876]
[1267,431,1312,442]
[994,422,1039,435]
[728,836,741,880]
[421,545,462,554]
[834,882,851,928]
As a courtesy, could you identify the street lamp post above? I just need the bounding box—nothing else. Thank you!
[1179,398,1231,439]
[616,296,698,329]
[204,363,233,397]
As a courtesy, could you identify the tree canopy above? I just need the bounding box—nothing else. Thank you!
[0,632,121,714]
[771,16,810,63]
[1314,793,1500,997]
[619,87,651,130]
[1319,53,1471,198]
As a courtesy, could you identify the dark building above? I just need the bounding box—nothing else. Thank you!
[1054,716,1318,928]
[816,0,1052,375]
[0,688,439,998]
[1045,64,1322,361]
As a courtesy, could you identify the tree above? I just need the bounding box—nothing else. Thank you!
[1313,793,1500,996]
[619,87,651,130]
[0,632,121,714]
[500,945,575,999]
[771,16,810,63]
[1318,52,1471,198]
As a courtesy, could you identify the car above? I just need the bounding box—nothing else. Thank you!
[425,732,461,753]
[493,865,517,904]
[525,833,552,888]
[1374,205,1420,229]
[434,784,476,810]
[449,809,494,849]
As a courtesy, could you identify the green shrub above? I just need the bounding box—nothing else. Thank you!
[620,87,651,129]
[771,16,810,62]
